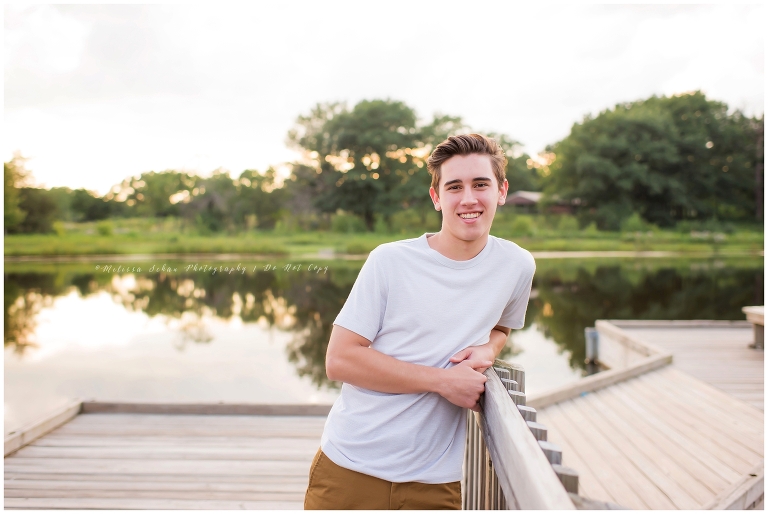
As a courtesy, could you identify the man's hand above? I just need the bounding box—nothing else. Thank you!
[438,359,491,412]
[449,325,511,373]
[449,344,497,374]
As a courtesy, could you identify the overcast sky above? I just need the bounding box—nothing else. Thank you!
[4,2,764,195]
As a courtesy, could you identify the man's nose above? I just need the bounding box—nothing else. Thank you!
[461,188,478,205]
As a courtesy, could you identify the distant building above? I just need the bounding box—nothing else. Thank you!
[505,190,577,215]
[507,191,543,206]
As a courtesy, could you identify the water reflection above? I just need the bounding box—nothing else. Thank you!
[4,259,763,389]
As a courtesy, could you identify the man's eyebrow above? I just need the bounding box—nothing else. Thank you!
[443,177,493,187]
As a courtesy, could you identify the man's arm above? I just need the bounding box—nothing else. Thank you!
[325,325,491,410]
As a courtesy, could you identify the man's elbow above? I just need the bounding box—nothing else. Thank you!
[325,351,344,382]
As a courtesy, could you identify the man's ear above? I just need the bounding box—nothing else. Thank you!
[498,179,509,205]
[429,186,441,211]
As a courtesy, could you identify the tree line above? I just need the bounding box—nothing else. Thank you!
[4,91,763,235]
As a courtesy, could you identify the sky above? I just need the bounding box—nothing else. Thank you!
[3,2,765,195]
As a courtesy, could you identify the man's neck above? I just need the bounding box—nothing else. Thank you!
[426,231,489,261]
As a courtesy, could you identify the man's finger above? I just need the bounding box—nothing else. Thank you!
[460,359,493,370]
[449,348,471,362]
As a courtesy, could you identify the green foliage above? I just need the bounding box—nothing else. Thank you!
[70,189,111,222]
[582,222,600,235]
[386,208,441,234]
[511,215,536,236]
[544,91,763,229]
[286,99,471,231]
[331,212,367,233]
[4,156,28,231]
[557,215,579,233]
[621,212,647,232]
[11,188,58,234]
[96,220,113,236]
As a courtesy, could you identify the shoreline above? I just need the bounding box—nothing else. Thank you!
[3,249,763,264]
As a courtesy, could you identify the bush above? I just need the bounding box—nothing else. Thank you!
[346,242,373,254]
[511,215,536,236]
[96,220,113,236]
[556,215,579,233]
[331,213,366,233]
[621,213,646,232]
[387,209,440,234]
[53,221,67,237]
[582,222,600,236]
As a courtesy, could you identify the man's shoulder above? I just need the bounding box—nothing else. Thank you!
[368,236,423,260]
[488,236,535,269]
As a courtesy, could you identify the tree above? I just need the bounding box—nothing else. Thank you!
[543,91,762,229]
[15,188,58,233]
[486,132,541,192]
[181,169,238,233]
[233,168,287,230]
[70,189,111,222]
[4,155,28,232]
[113,170,197,218]
[287,99,467,231]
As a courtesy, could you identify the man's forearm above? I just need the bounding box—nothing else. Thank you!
[487,325,511,357]
[326,342,446,395]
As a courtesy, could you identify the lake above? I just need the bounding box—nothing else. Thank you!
[4,254,762,434]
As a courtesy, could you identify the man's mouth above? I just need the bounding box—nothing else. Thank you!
[458,212,482,219]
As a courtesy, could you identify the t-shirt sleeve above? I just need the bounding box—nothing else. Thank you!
[333,248,388,343]
[497,251,536,330]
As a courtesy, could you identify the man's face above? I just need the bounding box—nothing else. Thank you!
[429,153,508,244]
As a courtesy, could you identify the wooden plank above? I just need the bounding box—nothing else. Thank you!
[5,458,314,476]
[4,479,308,493]
[48,425,324,438]
[636,370,763,448]
[5,472,310,484]
[12,445,318,461]
[66,413,329,426]
[705,463,764,510]
[635,372,764,452]
[478,369,575,510]
[555,397,686,509]
[528,353,672,410]
[655,368,764,424]
[536,411,614,503]
[4,488,306,501]
[608,320,752,328]
[595,320,671,356]
[4,400,82,457]
[28,435,322,448]
[600,381,743,484]
[3,497,303,509]
[581,389,721,505]
[608,379,755,475]
[544,401,648,509]
[81,401,332,416]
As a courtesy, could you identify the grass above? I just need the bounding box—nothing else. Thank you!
[4,216,763,258]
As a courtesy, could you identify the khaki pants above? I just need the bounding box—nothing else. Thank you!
[304,448,461,510]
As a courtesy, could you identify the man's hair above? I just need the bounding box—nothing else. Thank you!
[426,133,507,193]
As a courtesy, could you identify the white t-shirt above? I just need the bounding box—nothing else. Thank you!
[320,233,535,483]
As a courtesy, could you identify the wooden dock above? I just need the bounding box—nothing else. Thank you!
[5,404,329,510]
[531,320,764,510]
[4,320,764,510]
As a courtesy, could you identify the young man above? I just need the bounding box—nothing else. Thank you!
[304,133,535,510]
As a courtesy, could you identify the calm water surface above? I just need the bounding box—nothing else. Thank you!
[4,256,762,434]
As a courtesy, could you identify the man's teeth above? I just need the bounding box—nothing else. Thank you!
[459,213,480,219]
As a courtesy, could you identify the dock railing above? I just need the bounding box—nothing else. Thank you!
[462,360,576,510]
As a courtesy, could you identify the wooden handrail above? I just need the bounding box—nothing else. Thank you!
[463,363,576,510]
[478,369,575,509]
